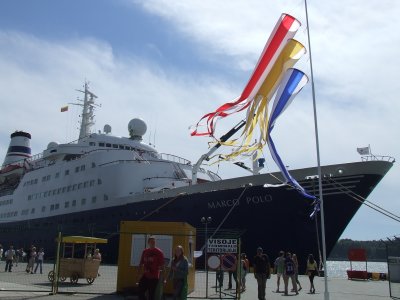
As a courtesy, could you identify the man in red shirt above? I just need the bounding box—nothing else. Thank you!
[136,236,165,300]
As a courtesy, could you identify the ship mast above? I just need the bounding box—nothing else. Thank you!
[75,82,98,140]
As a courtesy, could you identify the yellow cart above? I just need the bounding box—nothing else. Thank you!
[48,236,107,284]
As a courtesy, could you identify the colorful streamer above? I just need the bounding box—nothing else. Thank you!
[191,13,301,137]
[266,68,315,200]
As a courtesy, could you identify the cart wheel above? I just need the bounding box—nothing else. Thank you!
[86,277,95,284]
[48,271,55,282]
[70,273,79,284]
[60,276,66,282]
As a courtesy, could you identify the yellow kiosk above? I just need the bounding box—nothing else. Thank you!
[117,221,196,295]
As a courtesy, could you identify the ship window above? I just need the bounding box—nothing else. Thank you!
[125,146,130,150]
[106,143,111,147]
[98,179,102,185]
[80,165,85,171]
[119,145,124,149]
[72,200,76,207]
[42,176,46,182]
[55,172,60,178]
[31,208,35,214]
[53,190,57,195]
[50,204,55,211]
[62,187,66,193]
[89,142,95,146]
[78,183,82,189]
[99,142,105,147]
[81,198,86,205]
[75,166,79,173]
[67,185,71,192]
[41,206,45,212]
[55,203,59,210]
[57,188,61,194]
[65,201,69,208]
[113,144,118,148]
[46,175,51,181]
[34,179,38,184]
[90,180,95,187]
[91,196,97,203]
[84,181,88,188]
[65,170,69,176]
[103,194,109,201]
[28,195,32,200]
[73,184,77,190]
[43,191,47,197]
[91,162,96,168]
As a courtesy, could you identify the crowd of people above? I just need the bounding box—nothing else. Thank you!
[0,244,45,274]
[134,236,321,300]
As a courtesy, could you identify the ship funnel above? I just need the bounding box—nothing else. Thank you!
[2,131,32,167]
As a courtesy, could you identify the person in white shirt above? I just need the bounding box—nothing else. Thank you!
[5,245,15,272]
[34,248,45,274]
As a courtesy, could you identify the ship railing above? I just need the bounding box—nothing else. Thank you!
[207,170,222,181]
[160,153,191,165]
[361,155,395,163]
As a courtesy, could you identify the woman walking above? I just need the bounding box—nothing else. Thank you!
[166,245,189,300]
[292,254,302,292]
[306,254,318,294]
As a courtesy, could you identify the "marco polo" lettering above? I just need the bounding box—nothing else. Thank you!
[207,194,272,209]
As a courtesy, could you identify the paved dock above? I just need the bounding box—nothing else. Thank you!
[0,264,393,299]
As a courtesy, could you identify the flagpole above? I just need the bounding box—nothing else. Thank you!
[304,0,330,299]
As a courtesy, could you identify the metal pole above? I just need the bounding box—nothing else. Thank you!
[304,0,329,299]
[205,222,209,298]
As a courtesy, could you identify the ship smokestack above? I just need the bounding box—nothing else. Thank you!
[2,131,32,167]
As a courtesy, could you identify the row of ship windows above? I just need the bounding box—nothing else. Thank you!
[0,199,13,206]
[0,211,17,219]
[90,142,159,159]
[23,163,96,187]
[21,194,110,216]
[27,179,102,200]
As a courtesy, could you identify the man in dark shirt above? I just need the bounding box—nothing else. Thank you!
[253,247,270,300]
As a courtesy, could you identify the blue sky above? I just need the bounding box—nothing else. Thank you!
[0,0,399,241]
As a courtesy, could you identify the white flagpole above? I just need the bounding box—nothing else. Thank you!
[304,0,330,299]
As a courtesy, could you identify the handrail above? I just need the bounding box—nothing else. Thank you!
[361,155,395,163]
[160,153,191,165]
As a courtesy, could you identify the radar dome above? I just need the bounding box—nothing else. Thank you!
[47,142,59,149]
[128,118,147,140]
[104,124,112,134]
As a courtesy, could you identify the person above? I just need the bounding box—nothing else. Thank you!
[0,244,3,262]
[15,248,22,266]
[165,245,188,300]
[283,252,297,296]
[93,248,102,276]
[34,248,45,274]
[4,245,15,272]
[27,246,37,274]
[227,258,238,290]
[274,251,285,293]
[253,247,270,300]
[292,254,302,292]
[136,236,165,300]
[306,254,318,294]
[25,245,33,273]
[240,253,249,292]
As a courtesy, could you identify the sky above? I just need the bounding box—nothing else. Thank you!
[0,0,399,241]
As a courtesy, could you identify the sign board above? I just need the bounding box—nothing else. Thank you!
[221,254,237,271]
[207,255,221,269]
[207,238,238,253]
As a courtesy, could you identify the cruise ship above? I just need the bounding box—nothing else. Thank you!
[0,84,394,266]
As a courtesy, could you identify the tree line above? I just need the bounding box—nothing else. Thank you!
[328,238,400,261]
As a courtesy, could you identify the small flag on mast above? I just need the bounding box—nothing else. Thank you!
[60,106,68,112]
[357,146,370,155]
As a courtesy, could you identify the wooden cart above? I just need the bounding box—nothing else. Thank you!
[48,236,107,284]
